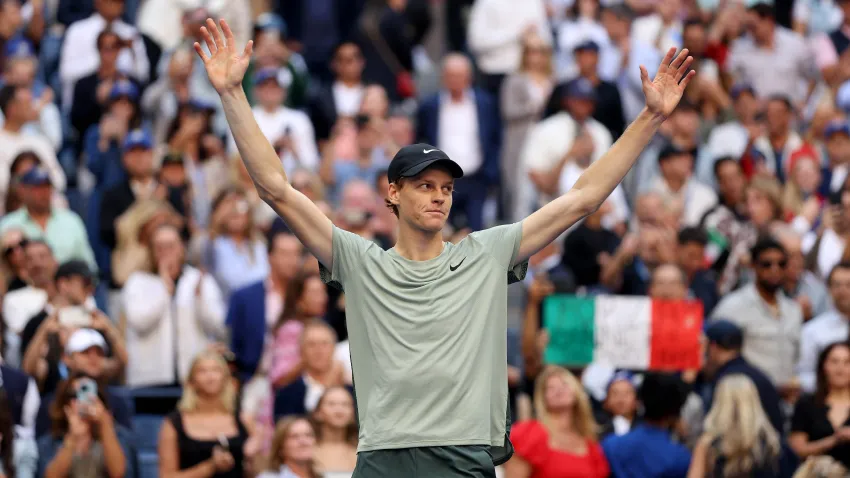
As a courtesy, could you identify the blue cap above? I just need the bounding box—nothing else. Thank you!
[109,80,139,101]
[606,371,638,391]
[187,97,216,112]
[252,67,293,89]
[255,12,287,37]
[123,129,153,150]
[564,77,597,101]
[825,120,850,139]
[837,81,850,113]
[18,166,51,186]
[705,319,743,349]
[4,37,35,59]
[573,40,600,52]
[730,83,756,100]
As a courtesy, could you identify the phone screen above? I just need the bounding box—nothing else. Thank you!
[76,378,98,409]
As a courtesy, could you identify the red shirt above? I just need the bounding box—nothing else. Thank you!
[511,420,610,478]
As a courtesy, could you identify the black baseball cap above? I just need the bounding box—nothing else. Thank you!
[387,143,464,183]
[55,260,95,284]
[705,319,743,349]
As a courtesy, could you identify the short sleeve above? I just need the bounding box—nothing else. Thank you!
[510,420,549,468]
[468,223,528,284]
[319,226,377,291]
[790,395,815,434]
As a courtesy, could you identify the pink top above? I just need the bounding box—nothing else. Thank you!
[268,320,305,385]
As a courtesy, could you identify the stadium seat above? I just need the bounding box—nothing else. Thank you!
[137,450,159,478]
[133,414,165,452]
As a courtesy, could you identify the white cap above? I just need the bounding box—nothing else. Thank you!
[65,328,107,355]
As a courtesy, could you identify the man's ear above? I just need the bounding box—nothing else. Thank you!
[387,181,401,206]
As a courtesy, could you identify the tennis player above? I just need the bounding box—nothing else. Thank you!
[195,19,694,478]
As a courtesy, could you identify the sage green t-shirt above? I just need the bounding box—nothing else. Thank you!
[320,223,527,454]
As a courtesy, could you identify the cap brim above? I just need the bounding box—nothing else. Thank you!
[401,158,464,180]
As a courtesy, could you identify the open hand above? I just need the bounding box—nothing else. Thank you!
[194,18,254,94]
[641,48,695,119]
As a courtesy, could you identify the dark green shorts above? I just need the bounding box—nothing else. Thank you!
[352,445,497,478]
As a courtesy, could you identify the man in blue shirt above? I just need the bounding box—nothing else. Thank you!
[603,373,691,478]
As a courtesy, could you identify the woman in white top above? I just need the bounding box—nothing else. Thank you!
[312,387,357,477]
[257,417,322,478]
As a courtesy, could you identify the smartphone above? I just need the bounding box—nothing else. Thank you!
[76,377,98,412]
[58,306,92,328]
[217,434,229,452]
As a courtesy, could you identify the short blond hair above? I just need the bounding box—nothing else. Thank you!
[177,351,236,414]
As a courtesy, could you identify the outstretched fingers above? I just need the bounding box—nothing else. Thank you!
[220,19,236,50]
[669,48,689,72]
[678,70,697,91]
[639,65,649,86]
[193,42,210,62]
[206,18,226,51]
[200,25,217,55]
[658,47,677,74]
[243,40,254,59]
[675,55,694,82]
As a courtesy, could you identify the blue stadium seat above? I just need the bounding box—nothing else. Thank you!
[137,450,159,478]
[133,414,165,452]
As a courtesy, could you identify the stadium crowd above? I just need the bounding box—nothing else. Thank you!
[1,0,850,476]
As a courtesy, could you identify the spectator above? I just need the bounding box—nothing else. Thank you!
[598,372,640,439]
[799,263,850,392]
[790,342,850,470]
[308,41,366,144]
[600,223,676,295]
[5,151,66,215]
[257,416,321,478]
[781,146,823,225]
[561,201,620,287]
[572,40,625,139]
[744,174,784,233]
[0,387,37,478]
[466,0,552,97]
[824,121,850,193]
[506,366,608,478]
[312,386,357,476]
[20,261,127,395]
[38,372,132,478]
[711,237,804,390]
[500,32,554,223]
[648,144,717,227]
[206,188,270,298]
[273,320,344,419]
[334,179,393,250]
[30,328,132,438]
[0,166,96,270]
[1,228,27,291]
[648,263,689,300]
[688,375,782,477]
[142,47,194,145]
[319,114,390,206]
[602,373,691,477]
[416,53,501,231]
[158,350,256,478]
[702,320,785,435]
[0,331,40,440]
[122,224,227,387]
[698,157,750,279]
[229,154,278,232]
[554,0,608,81]
[2,240,55,368]
[58,0,149,111]
[750,96,805,183]
[702,85,762,180]
[677,227,720,314]
[777,228,830,323]
[631,0,684,52]
[0,85,64,213]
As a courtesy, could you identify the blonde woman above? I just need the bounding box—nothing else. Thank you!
[258,417,322,478]
[687,375,781,478]
[159,351,258,478]
[505,366,609,478]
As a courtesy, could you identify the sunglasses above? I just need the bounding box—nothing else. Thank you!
[757,259,787,269]
[3,238,28,257]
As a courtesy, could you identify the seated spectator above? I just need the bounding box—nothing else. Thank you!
[158,350,257,478]
[242,13,310,110]
[0,388,37,478]
[0,166,96,270]
[31,328,132,438]
[206,188,270,298]
[598,372,640,439]
[602,373,691,477]
[312,387,357,476]
[702,320,785,435]
[561,201,620,287]
[5,151,68,215]
[689,375,782,477]
[37,372,133,478]
[122,224,226,387]
[677,227,719,314]
[790,342,850,470]
[506,366,609,478]
[710,237,803,392]
[20,260,127,395]
[799,262,850,393]
[1,228,27,291]
[777,228,830,323]
[257,417,321,478]
[273,320,345,420]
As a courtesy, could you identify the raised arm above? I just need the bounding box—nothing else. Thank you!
[195,19,333,268]
[515,47,695,263]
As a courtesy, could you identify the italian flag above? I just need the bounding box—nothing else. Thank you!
[542,295,703,371]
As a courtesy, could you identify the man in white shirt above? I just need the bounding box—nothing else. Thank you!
[647,144,717,227]
[631,0,684,52]
[699,84,761,186]
[58,0,149,112]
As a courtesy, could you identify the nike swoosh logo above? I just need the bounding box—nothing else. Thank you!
[423,149,437,154]
[449,258,465,271]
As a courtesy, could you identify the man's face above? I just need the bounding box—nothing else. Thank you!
[683,24,706,56]
[95,0,124,21]
[357,123,381,155]
[159,162,187,187]
[4,58,36,87]
[648,265,688,300]
[333,43,364,83]
[781,237,805,285]
[753,248,787,292]
[24,243,56,287]
[301,326,335,374]
[269,234,303,282]
[670,109,699,138]
[98,33,122,65]
[678,241,704,278]
[68,347,106,378]
[716,160,746,206]
[600,11,629,40]
[256,80,285,108]
[734,92,758,122]
[660,153,693,184]
[10,88,35,123]
[575,49,598,76]
[766,100,791,136]
[830,267,850,315]
[389,168,454,233]
[23,182,53,213]
[57,275,93,306]
[827,133,850,165]
[0,1,22,38]
[123,148,154,179]
[442,60,471,95]
[605,380,637,417]
[565,97,595,122]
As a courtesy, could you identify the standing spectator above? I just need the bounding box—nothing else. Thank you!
[466,0,552,97]
[688,375,782,477]
[561,201,620,287]
[355,0,419,104]
[677,227,720,314]
[1,228,28,291]
[506,366,609,478]
[777,229,830,323]
[257,416,321,478]
[751,96,804,183]
[647,144,717,227]
[38,372,132,478]
[0,335,40,439]
[58,0,149,111]
[416,54,500,230]
[122,224,227,387]
[790,342,850,470]
[554,0,609,81]
[0,86,64,213]
[158,351,256,478]
[631,0,684,53]
[602,373,691,477]
[710,237,804,391]
[572,40,625,140]
[308,41,366,144]
[701,85,762,180]
[141,47,194,145]
[807,0,850,86]
[319,115,389,206]
[648,263,690,300]
[500,32,554,223]
[0,167,96,270]
[725,3,817,107]
[0,388,37,478]
[312,386,357,476]
[799,263,850,393]
[598,372,640,438]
